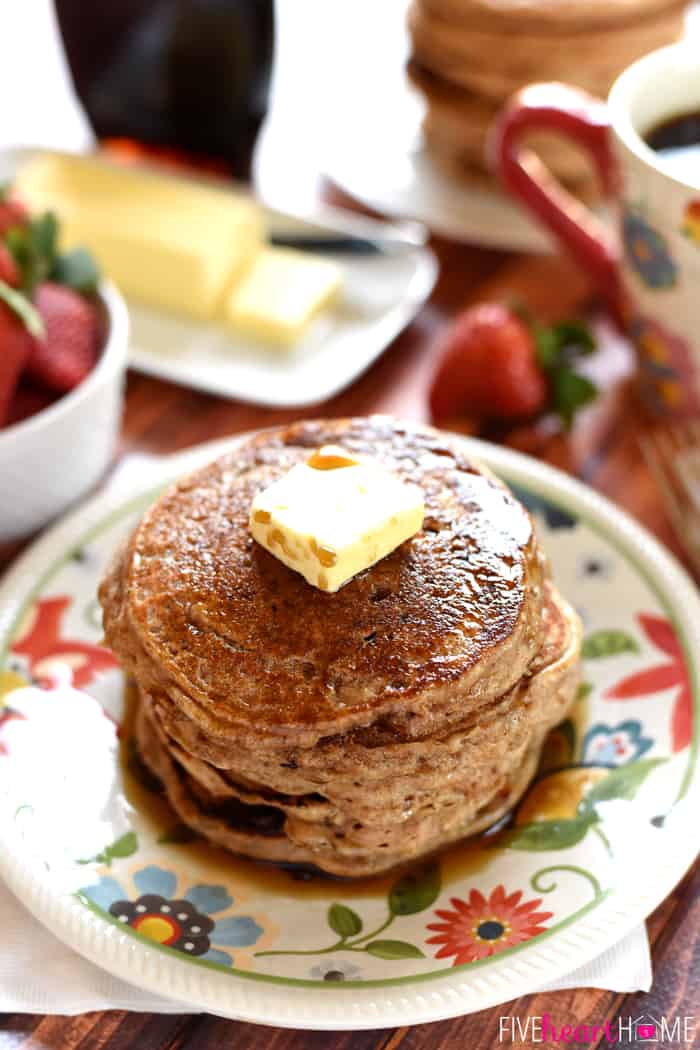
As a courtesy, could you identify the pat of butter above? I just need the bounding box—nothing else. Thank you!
[250,446,424,592]
[16,153,264,319]
[225,247,342,348]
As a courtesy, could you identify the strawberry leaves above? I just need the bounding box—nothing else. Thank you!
[6,213,58,295]
[5,206,100,298]
[550,370,598,429]
[534,319,598,429]
[0,280,44,338]
[52,248,100,294]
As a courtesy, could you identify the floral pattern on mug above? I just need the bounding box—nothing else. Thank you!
[622,207,677,289]
[632,316,700,415]
[582,720,653,765]
[80,864,276,968]
[681,200,700,245]
[426,886,552,965]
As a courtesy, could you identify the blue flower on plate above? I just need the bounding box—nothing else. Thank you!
[622,209,677,289]
[80,865,263,967]
[582,720,653,766]
[508,484,577,530]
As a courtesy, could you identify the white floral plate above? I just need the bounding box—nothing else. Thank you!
[0,435,698,1029]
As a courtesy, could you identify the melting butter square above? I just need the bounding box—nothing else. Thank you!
[249,446,424,591]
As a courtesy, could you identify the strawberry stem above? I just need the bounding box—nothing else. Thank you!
[0,280,45,338]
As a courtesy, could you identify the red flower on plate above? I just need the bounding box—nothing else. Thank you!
[11,596,118,689]
[604,613,692,753]
[426,886,553,965]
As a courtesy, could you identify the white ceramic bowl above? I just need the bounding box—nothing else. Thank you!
[0,281,129,543]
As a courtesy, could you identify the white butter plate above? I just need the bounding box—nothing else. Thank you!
[0,148,437,407]
[0,434,698,1028]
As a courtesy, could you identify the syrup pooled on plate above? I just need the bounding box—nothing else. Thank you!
[117,682,594,903]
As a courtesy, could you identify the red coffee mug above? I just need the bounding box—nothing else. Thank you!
[490,46,700,418]
[491,82,628,327]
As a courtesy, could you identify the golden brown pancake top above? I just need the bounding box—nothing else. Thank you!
[105,418,543,733]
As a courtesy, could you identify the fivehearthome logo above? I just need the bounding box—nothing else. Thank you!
[498,1012,696,1044]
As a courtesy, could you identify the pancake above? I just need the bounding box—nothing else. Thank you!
[100,418,547,747]
[408,59,595,187]
[101,417,582,877]
[408,1,686,102]
[407,0,686,189]
[134,583,581,877]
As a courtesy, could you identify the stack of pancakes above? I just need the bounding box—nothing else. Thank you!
[100,419,582,877]
[408,0,687,187]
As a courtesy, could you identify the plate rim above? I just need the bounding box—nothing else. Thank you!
[0,433,698,1027]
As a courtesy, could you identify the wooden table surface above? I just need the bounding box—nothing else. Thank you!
[1,219,698,1050]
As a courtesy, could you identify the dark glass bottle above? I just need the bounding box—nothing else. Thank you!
[55,0,275,177]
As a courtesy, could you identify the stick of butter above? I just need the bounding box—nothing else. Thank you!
[16,153,264,320]
[225,247,342,348]
[249,446,424,592]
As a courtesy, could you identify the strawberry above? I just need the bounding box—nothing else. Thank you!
[0,191,28,238]
[25,282,99,393]
[0,243,19,287]
[4,379,57,427]
[0,285,37,426]
[429,304,548,423]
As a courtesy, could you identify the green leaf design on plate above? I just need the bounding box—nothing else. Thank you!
[502,817,592,851]
[104,831,138,860]
[579,758,666,818]
[80,830,139,868]
[364,939,424,960]
[389,861,441,916]
[576,681,593,701]
[582,630,638,659]
[327,903,362,938]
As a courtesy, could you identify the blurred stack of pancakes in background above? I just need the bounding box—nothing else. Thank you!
[100,418,582,878]
[408,0,689,190]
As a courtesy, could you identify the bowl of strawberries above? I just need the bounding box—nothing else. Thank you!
[0,186,128,543]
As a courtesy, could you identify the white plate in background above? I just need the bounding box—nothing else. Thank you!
[126,204,436,407]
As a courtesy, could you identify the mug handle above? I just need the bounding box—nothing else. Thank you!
[491,82,629,328]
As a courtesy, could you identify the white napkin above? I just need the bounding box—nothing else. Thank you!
[0,880,651,1015]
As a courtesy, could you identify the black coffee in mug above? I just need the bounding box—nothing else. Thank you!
[644,109,700,181]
